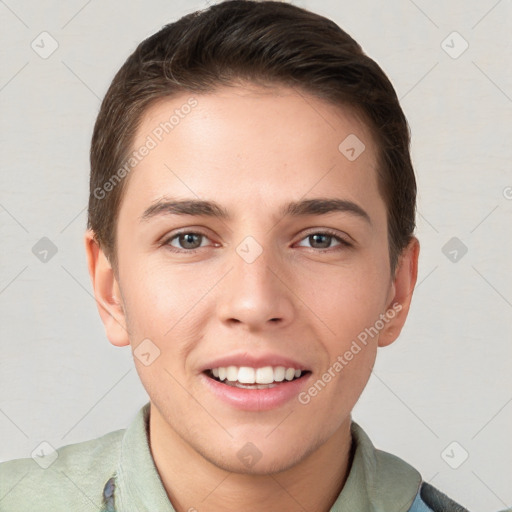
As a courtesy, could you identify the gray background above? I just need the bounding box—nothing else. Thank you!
[0,0,511,510]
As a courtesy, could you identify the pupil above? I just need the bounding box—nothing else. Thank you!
[312,234,329,248]
[182,233,200,248]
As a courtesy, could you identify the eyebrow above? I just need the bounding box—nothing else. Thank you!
[140,197,371,225]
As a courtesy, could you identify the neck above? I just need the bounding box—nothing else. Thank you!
[149,404,354,512]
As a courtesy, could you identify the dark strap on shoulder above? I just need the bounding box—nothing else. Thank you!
[420,482,470,512]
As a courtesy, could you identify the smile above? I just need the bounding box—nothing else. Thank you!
[202,364,311,410]
[207,365,307,389]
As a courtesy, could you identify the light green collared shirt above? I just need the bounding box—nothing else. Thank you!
[0,402,423,511]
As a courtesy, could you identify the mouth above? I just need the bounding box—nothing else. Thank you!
[204,365,311,389]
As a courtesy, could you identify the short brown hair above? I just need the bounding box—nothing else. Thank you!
[88,0,416,275]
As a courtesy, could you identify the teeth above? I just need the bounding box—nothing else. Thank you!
[210,365,303,384]
[224,381,278,390]
[255,366,274,384]
[238,367,255,384]
[274,366,285,382]
[285,368,295,381]
[226,365,238,381]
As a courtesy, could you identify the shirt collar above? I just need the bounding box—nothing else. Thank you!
[114,402,175,511]
[329,421,422,510]
[112,403,421,511]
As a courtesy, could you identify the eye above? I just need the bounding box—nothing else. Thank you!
[295,230,352,251]
[161,229,352,254]
[164,231,212,252]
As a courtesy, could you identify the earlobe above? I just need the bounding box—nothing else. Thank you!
[378,236,420,348]
[84,230,130,347]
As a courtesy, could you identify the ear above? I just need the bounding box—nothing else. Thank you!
[378,236,420,348]
[84,229,130,347]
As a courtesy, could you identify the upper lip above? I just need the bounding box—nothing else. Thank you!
[199,353,310,373]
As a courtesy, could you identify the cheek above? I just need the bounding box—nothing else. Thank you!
[317,268,388,401]
[122,261,188,323]
[297,339,377,441]
[299,263,390,341]
[120,261,212,364]
[120,265,200,397]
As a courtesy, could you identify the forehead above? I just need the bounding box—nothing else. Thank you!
[137,84,375,157]
[121,84,384,227]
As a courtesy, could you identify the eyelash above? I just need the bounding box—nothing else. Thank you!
[161,229,352,254]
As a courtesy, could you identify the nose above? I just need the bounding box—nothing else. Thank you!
[217,237,295,331]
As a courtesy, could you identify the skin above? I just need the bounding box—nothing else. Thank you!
[85,83,419,512]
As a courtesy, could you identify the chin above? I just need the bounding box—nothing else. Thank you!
[205,445,311,476]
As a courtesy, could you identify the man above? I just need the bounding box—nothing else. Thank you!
[0,1,471,510]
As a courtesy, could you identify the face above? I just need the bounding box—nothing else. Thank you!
[86,83,418,475]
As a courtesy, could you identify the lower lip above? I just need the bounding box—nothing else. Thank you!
[201,372,311,411]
